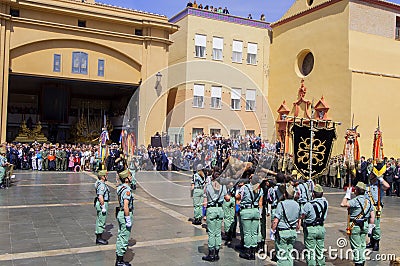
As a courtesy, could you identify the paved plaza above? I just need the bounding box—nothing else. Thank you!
[0,171,399,266]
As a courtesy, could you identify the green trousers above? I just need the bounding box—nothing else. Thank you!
[0,167,5,183]
[56,159,61,170]
[372,214,381,240]
[240,208,259,248]
[304,226,326,266]
[95,201,108,234]
[116,210,133,257]
[276,229,297,266]
[349,221,368,264]
[206,207,224,249]
[222,200,235,234]
[43,159,48,170]
[193,189,204,219]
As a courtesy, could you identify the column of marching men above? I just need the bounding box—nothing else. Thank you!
[191,160,390,265]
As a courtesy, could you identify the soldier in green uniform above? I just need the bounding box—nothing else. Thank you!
[128,157,138,190]
[60,146,67,171]
[0,147,9,188]
[271,184,300,266]
[56,147,62,171]
[236,175,264,260]
[115,169,134,266]
[341,182,375,266]
[190,164,206,225]
[202,169,227,262]
[300,184,328,266]
[94,170,110,245]
[41,146,49,171]
[365,162,390,251]
[222,183,235,246]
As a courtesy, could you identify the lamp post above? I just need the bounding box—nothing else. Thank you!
[155,72,162,97]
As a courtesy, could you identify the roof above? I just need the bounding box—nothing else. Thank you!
[272,0,400,27]
[169,7,272,30]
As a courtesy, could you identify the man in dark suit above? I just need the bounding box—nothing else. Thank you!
[358,156,368,183]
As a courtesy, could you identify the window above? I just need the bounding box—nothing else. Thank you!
[231,88,241,110]
[211,86,222,109]
[245,89,256,111]
[135,29,143,36]
[193,84,205,108]
[10,9,20,17]
[210,128,221,136]
[53,54,61,72]
[78,20,86,27]
[396,17,400,40]
[247,43,257,65]
[72,52,88,74]
[192,128,204,137]
[212,37,223,60]
[245,130,255,136]
[98,59,105,77]
[232,40,243,63]
[230,129,240,138]
[195,34,206,58]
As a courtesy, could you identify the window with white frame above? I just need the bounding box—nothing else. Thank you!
[192,128,204,137]
[211,86,222,109]
[98,59,105,77]
[193,84,205,108]
[231,88,241,110]
[53,54,61,72]
[72,51,88,74]
[212,37,223,60]
[232,40,243,63]
[195,34,206,58]
[247,43,257,65]
[230,129,240,138]
[245,89,256,111]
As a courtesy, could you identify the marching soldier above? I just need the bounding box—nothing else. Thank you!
[0,147,9,189]
[271,184,300,266]
[41,146,49,171]
[94,170,110,245]
[190,164,206,225]
[236,175,263,260]
[296,176,313,211]
[202,169,227,262]
[341,182,375,266]
[366,162,390,251]
[300,184,328,266]
[115,170,134,266]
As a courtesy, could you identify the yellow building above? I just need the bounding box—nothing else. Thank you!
[167,8,275,145]
[0,0,177,144]
[269,0,400,156]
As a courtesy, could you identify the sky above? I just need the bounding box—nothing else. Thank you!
[99,0,400,22]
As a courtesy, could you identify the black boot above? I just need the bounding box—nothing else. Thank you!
[258,241,265,254]
[239,247,252,260]
[115,255,131,266]
[192,218,202,225]
[214,249,220,261]
[373,240,380,251]
[366,238,375,249]
[202,248,215,262]
[250,247,256,260]
[96,234,108,245]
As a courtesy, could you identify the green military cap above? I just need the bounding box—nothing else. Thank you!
[118,169,129,179]
[98,170,107,177]
[286,184,296,197]
[356,181,366,190]
[314,184,323,193]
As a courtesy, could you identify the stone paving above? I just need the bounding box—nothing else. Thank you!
[0,171,399,266]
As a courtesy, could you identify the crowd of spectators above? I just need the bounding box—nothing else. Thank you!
[186,1,266,21]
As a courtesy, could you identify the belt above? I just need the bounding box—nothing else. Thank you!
[104,200,109,202]
[194,187,204,190]
[350,218,366,222]
[277,228,294,231]
[207,203,223,208]
[271,206,277,210]
[119,208,133,212]
[241,205,256,209]
[305,223,324,227]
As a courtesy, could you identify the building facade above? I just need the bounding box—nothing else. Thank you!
[269,0,400,156]
[167,8,275,145]
[0,0,177,144]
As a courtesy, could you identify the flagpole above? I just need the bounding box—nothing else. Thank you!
[309,101,315,181]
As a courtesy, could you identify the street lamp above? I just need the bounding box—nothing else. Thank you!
[155,71,162,96]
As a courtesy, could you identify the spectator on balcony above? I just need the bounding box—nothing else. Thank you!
[198,3,203,9]
[223,7,229,14]
[248,14,253,19]
[204,5,209,10]
[217,7,223,13]
[187,1,193,8]
[193,1,198,8]
[260,14,266,21]
[210,6,214,12]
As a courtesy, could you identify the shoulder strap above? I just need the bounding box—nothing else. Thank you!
[208,184,224,205]
[280,202,297,229]
[355,198,370,219]
[117,186,128,207]
[311,200,327,222]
